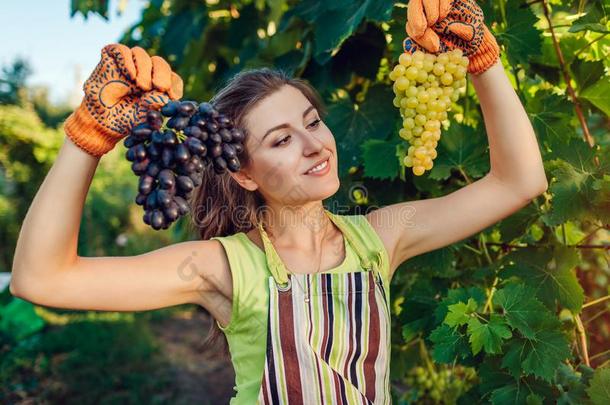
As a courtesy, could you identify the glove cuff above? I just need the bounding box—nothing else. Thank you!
[468,25,500,75]
[63,100,123,158]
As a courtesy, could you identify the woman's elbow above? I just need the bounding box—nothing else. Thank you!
[523,178,549,200]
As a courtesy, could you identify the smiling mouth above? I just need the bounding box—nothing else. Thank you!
[304,157,330,175]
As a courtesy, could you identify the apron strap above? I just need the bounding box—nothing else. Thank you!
[257,219,291,285]
[258,209,382,286]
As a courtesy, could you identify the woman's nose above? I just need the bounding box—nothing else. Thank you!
[301,128,324,154]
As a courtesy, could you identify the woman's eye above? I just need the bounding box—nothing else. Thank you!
[309,118,321,128]
[273,119,321,147]
[275,136,291,147]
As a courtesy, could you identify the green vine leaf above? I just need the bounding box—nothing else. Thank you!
[361,138,400,180]
[325,84,398,176]
[467,314,512,356]
[493,283,559,338]
[527,89,575,146]
[568,1,610,33]
[580,76,610,116]
[445,298,478,327]
[500,246,584,312]
[586,367,610,405]
[428,122,489,181]
[501,329,571,382]
[498,0,543,66]
[428,323,472,364]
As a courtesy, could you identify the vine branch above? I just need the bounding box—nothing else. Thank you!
[583,294,610,309]
[485,242,609,250]
[540,0,596,150]
[574,314,590,366]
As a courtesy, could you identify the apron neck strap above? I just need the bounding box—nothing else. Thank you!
[257,209,376,285]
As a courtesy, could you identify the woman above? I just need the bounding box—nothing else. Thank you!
[10,0,547,403]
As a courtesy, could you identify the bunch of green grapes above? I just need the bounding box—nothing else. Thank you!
[389,49,468,176]
[404,365,477,404]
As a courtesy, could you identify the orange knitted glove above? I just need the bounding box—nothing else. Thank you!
[64,44,183,157]
[403,0,500,74]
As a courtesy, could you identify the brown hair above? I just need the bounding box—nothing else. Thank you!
[187,67,328,351]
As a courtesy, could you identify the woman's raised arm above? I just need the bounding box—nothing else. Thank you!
[10,44,231,315]
[369,60,548,278]
[367,1,548,278]
[11,137,230,313]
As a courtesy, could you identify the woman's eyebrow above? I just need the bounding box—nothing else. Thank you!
[260,105,316,144]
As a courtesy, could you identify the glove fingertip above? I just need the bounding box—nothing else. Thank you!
[168,72,184,100]
[439,0,452,20]
[107,43,137,82]
[150,56,172,92]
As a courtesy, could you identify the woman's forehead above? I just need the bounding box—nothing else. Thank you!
[245,85,313,137]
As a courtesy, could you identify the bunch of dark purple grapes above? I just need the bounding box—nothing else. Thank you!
[124,100,245,230]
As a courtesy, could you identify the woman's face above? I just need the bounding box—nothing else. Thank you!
[231,84,340,206]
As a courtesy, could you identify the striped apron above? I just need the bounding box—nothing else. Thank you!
[256,209,392,404]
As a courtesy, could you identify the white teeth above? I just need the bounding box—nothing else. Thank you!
[306,159,328,174]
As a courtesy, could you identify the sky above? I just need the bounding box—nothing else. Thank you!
[0,1,145,106]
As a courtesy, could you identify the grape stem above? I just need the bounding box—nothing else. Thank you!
[573,313,590,366]
[457,167,472,184]
[582,294,610,309]
[584,307,610,325]
[589,349,610,362]
[418,339,436,376]
[483,276,498,314]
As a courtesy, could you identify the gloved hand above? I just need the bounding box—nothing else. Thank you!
[402,0,500,74]
[64,44,183,157]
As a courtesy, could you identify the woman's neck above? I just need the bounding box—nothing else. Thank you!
[260,202,333,251]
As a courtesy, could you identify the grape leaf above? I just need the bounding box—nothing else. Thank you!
[444,298,478,327]
[548,135,600,173]
[398,280,440,341]
[527,89,575,146]
[361,139,400,180]
[434,286,487,325]
[556,363,593,405]
[500,246,584,312]
[501,330,571,382]
[428,323,472,364]
[428,122,489,181]
[568,2,610,33]
[489,383,532,405]
[493,283,558,338]
[541,159,592,227]
[571,59,605,91]
[70,0,110,20]
[586,367,610,405]
[498,0,543,66]
[467,314,512,355]
[326,84,398,176]
[404,244,460,278]
[478,357,553,405]
[531,34,589,68]
[160,10,208,66]
[387,4,409,61]
[332,22,387,80]
[286,0,394,64]
[497,203,539,242]
[590,176,610,225]
[580,76,610,117]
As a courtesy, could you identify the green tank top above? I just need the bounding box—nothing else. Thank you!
[209,213,391,405]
